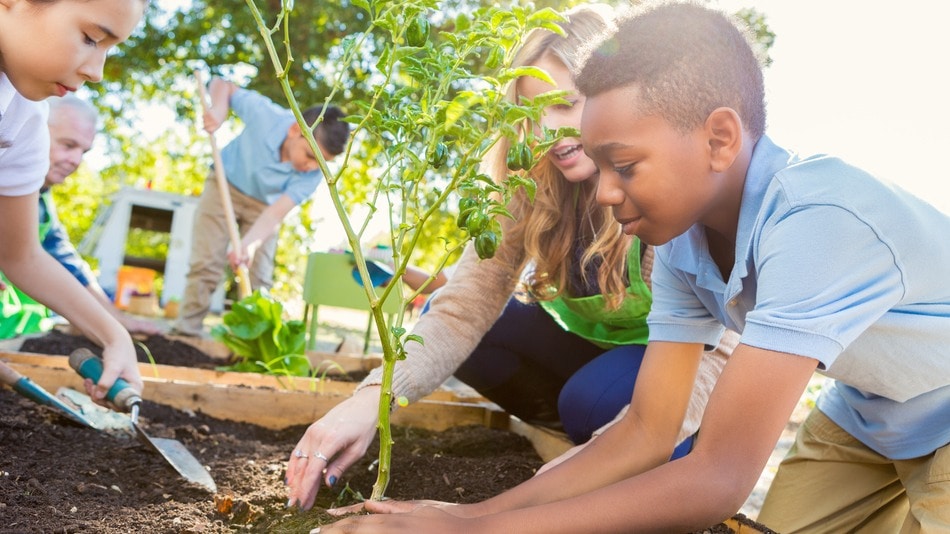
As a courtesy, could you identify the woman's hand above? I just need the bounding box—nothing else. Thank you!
[286,386,383,510]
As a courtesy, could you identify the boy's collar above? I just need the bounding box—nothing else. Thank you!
[734,135,797,267]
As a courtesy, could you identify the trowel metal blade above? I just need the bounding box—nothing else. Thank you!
[55,387,134,436]
[138,431,217,493]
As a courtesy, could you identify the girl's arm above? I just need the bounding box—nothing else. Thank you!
[0,193,141,397]
[359,222,525,403]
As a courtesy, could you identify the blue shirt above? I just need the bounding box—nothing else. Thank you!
[39,190,94,287]
[648,135,950,460]
[219,88,323,206]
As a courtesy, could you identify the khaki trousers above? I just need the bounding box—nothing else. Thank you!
[175,175,278,333]
[758,408,950,534]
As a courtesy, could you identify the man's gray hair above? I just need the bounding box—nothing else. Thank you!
[47,94,98,128]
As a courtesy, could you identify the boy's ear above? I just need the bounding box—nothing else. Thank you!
[704,107,743,173]
[287,122,302,137]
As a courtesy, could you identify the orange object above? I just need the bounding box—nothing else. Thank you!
[115,266,157,310]
[163,300,180,319]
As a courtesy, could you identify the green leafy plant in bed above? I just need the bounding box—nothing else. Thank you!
[211,289,310,377]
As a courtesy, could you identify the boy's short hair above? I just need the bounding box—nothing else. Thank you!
[302,105,349,156]
[575,1,766,140]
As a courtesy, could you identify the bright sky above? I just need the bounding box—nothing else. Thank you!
[716,0,950,213]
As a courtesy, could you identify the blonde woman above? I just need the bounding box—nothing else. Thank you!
[286,4,733,511]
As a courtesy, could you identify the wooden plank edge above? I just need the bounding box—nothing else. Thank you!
[507,417,573,463]
[0,350,486,404]
[1,357,510,433]
[164,333,385,377]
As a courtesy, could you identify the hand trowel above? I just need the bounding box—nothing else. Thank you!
[0,360,96,427]
[68,348,217,493]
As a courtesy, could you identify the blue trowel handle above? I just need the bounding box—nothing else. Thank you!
[68,348,141,413]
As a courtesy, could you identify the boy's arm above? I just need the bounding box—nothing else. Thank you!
[464,341,707,514]
[228,193,296,270]
[0,194,142,397]
[203,77,238,133]
[332,343,817,534]
[472,343,818,533]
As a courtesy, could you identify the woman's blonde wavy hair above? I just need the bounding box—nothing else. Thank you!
[485,3,632,310]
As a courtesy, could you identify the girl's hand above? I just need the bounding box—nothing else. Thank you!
[85,339,143,407]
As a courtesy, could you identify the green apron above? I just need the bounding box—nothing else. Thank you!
[539,238,652,349]
[0,191,55,339]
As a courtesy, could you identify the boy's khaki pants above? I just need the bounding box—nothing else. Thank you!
[175,175,278,335]
[758,408,950,534]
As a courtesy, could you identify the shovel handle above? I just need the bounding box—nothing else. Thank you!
[0,360,24,387]
[0,362,44,403]
[194,69,253,300]
[68,348,141,412]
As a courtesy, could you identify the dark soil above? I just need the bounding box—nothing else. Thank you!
[2,332,776,533]
[20,329,224,369]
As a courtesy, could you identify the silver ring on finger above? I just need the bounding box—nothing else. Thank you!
[294,449,308,459]
[312,451,329,463]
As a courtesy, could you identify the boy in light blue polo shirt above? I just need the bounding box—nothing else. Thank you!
[174,77,349,336]
[574,2,950,532]
[306,4,948,533]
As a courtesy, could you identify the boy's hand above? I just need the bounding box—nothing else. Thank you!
[327,499,459,517]
[227,246,250,272]
[202,107,227,134]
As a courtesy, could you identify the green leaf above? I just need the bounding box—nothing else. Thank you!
[499,65,554,86]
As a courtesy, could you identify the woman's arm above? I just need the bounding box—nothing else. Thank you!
[360,228,525,403]
[288,228,526,510]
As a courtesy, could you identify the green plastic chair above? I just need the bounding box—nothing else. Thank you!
[302,252,403,353]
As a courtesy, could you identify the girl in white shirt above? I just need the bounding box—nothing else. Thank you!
[0,0,147,401]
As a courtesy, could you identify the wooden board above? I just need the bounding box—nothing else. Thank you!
[0,350,506,432]
[0,348,570,458]
[508,417,573,463]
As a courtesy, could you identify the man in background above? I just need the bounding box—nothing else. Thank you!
[0,95,161,338]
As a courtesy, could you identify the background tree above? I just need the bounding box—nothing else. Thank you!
[56,0,772,306]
